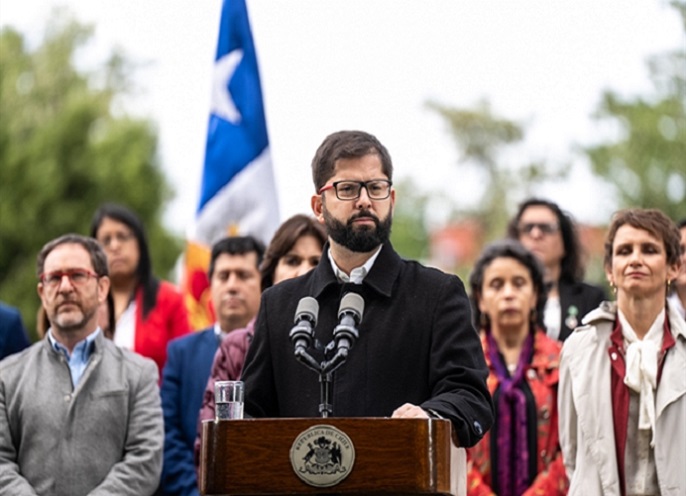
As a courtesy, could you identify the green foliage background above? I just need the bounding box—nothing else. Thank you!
[425,1,685,277]
[0,15,181,340]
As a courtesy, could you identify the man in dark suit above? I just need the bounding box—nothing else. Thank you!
[0,302,31,360]
[241,130,493,448]
[159,236,264,496]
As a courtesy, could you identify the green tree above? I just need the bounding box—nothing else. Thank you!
[390,178,430,261]
[0,12,180,340]
[427,99,567,240]
[583,1,686,221]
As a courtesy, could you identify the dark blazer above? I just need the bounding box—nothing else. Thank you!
[557,280,607,342]
[241,242,494,448]
[160,328,218,496]
[0,303,30,361]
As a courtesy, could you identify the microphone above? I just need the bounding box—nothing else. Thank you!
[289,297,319,354]
[333,292,364,354]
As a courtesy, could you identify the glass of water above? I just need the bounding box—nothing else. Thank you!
[214,380,244,420]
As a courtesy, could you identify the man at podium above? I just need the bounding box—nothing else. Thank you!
[240,130,493,448]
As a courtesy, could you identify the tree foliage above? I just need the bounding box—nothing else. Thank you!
[583,1,686,221]
[390,178,430,261]
[427,99,568,240]
[0,12,180,340]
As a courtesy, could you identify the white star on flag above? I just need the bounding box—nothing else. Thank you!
[211,49,243,124]
[183,0,280,330]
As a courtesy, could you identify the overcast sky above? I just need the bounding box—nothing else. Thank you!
[2,0,683,233]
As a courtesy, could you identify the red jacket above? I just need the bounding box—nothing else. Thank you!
[133,280,191,373]
[468,331,568,496]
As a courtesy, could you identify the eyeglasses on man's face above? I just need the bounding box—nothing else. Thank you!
[39,269,100,290]
[318,179,392,201]
[518,222,560,236]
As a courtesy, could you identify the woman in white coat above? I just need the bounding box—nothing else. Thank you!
[559,208,685,496]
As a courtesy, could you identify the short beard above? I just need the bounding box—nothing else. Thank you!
[323,207,392,253]
[51,303,95,334]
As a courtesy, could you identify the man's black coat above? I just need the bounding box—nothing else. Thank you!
[241,242,494,448]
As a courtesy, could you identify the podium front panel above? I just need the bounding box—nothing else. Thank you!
[200,417,457,495]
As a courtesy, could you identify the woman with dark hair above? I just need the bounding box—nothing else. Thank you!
[91,203,190,372]
[259,214,328,290]
[192,214,326,469]
[507,198,606,342]
[467,239,567,496]
[559,208,685,495]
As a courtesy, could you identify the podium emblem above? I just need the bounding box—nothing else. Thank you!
[290,424,355,487]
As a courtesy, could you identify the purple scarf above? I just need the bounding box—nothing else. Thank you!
[487,332,534,496]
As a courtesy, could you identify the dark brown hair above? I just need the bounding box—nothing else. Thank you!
[260,215,326,290]
[90,203,158,319]
[469,239,547,332]
[507,197,585,283]
[37,234,109,278]
[311,130,393,192]
[604,208,682,269]
[208,236,265,281]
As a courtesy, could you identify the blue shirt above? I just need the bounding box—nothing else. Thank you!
[47,328,100,388]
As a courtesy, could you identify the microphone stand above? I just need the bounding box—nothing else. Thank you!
[317,340,356,417]
[291,346,347,418]
[319,372,333,418]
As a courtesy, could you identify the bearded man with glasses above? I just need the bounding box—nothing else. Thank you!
[507,198,607,342]
[240,130,494,450]
[0,234,163,495]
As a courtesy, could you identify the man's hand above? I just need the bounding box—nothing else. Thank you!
[391,403,430,419]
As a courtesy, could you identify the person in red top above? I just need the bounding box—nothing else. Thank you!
[467,240,568,496]
[91,203,190,372]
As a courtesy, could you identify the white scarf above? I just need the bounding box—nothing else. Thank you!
[619,308,664,447]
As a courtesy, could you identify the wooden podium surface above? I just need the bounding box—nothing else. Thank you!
[200,417,463,496]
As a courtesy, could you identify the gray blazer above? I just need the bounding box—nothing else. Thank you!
[0,331,163,496]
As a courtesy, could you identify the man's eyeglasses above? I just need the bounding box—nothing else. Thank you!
[318,180,392,201]
[518,222,560,236]
[39,269,100,289]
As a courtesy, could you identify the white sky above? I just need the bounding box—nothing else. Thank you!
[2,0,683,234]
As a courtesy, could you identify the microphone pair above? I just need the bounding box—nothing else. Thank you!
[289,293,365,355]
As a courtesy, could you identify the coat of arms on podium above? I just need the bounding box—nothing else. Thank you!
[290,424,355,487]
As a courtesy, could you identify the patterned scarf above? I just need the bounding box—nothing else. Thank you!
[487,332,534,496]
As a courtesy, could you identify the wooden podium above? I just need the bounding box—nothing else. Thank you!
[199,417,465,495]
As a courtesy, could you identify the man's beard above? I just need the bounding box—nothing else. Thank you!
[50,300,96,333]
[323,207,392,253]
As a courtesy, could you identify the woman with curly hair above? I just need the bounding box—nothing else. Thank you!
[467,239,567,496]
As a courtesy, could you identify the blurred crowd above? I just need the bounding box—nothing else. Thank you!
[1,131,684,496]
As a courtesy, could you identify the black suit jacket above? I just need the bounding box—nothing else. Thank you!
[241,242,494,448]
[557,279,607,342]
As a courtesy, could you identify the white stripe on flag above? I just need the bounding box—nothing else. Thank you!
[193,147,279,247]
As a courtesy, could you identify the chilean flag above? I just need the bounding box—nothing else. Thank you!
[184,0,279,329]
